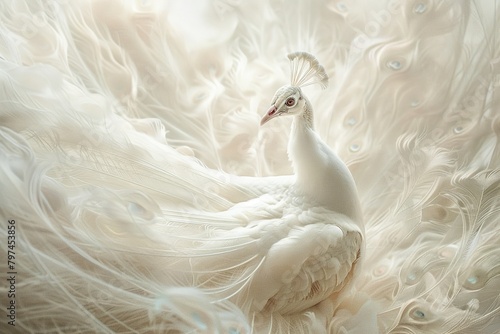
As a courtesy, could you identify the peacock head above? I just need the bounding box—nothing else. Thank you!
[260,52,328,126]
[260,85,305,125]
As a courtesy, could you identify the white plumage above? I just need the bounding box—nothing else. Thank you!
[0,0,500,333]
[252,52,363,316]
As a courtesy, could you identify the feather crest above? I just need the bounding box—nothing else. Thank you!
[288,52,329,89]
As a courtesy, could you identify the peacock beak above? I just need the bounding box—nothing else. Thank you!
[260,105,278,126]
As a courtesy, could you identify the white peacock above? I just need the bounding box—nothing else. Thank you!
[2,2,499,332]
[185,52,365,320]
[250,51,364,314]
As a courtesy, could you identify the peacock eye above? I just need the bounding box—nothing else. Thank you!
[285,97,296,107]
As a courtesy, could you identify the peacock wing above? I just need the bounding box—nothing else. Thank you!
[244,209,363,315]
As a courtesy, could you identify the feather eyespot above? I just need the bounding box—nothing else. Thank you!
[285,97,296,107]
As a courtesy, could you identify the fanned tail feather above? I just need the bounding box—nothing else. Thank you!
[0,0,499,333]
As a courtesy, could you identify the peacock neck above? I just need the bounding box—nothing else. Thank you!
[298,98,314,129]
[287,99,362,221]
[288,98,320,185]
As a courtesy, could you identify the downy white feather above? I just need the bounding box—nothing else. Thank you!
[0,0,499,333]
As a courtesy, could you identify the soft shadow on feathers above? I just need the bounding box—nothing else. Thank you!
[0,0,499,333]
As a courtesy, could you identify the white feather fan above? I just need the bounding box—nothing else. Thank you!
[0,0,499,333]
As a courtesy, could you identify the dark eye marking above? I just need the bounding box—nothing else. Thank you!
[285,97,295,107]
